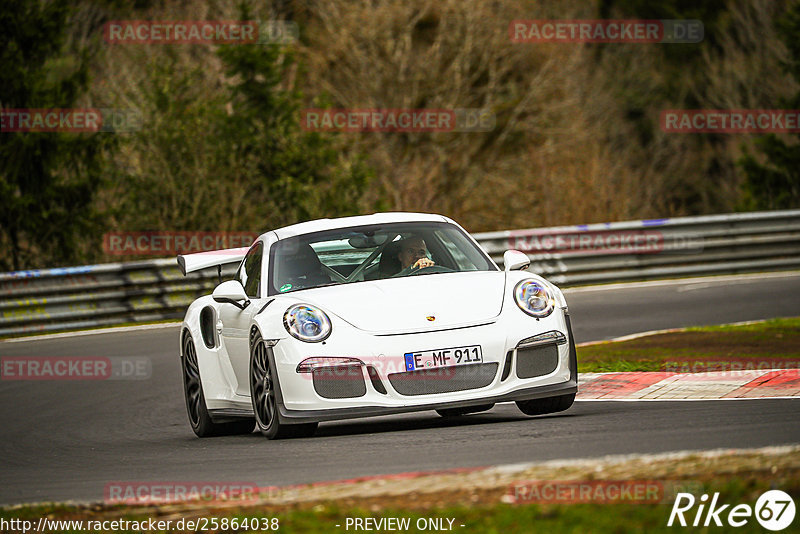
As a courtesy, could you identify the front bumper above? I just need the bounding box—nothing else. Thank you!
[269,310,579,423]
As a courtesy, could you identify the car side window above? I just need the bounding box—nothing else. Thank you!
[237,242,263,298]
[434,230,482,271]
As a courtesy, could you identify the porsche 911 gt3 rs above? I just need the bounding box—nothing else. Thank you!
[177,212,577,439]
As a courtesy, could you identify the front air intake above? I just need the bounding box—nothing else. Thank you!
[515,345,559,379]
[312,365,367,399]
[388,363,498,396]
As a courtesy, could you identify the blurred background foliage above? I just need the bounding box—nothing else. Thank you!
[0,0,798,270]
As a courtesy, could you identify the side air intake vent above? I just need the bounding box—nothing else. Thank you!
[199,307,216,349]
[501,351,514,381]
[367,365,387,394]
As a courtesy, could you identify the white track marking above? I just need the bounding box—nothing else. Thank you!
[2,322,181,343]
[488,444,799,474]
[576,319,770,347]
[564,270,800,294]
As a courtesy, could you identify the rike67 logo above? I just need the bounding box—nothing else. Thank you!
[668,490,795,530]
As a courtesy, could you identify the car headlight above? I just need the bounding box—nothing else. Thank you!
[514,279,555,318]
[283,304,332,342]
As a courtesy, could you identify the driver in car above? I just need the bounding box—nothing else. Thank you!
[395,236,435,276]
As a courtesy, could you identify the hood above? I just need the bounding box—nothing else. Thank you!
[300,271,506,334]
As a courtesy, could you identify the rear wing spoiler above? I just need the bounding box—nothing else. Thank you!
[177,247,249,276]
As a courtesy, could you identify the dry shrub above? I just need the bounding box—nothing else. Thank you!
[90,1,308,235]
[85,0,796,238]
[298,0,600,230]
[297,0,796,231]
[694,0,798,208]
[295,0,678,230]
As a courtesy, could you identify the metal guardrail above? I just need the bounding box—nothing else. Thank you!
[473,209,800,286]
[0,262,238,337]
[2,210,799,337]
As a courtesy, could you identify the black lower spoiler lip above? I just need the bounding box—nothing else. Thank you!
[275,380,578,423]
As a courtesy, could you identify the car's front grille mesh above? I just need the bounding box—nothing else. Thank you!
[515,344,559,379]
[388,363,498,396]
[312,365,367,399]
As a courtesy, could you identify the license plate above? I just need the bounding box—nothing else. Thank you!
[404,345,483,371]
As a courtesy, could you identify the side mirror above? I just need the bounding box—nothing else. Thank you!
[503,250,530,272]
[212,280,251,310]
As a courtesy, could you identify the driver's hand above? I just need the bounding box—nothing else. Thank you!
[412,258,435,269]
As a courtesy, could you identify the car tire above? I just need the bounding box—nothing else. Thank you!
[435,404,495,417]
[250,332,318,439]
[182,334,255,437]
[516,393,575,416]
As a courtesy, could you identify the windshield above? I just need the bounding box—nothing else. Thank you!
[267,221,497,295]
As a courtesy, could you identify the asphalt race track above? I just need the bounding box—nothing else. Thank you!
[1,273,799,505]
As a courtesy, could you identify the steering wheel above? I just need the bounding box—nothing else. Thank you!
[406,264,454,276]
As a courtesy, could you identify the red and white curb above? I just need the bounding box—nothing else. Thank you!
[577,369,800,400]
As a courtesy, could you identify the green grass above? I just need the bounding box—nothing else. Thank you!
[578,317,800,373]
[2,474,797,533]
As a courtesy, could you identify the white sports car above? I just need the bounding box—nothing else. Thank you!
[177,212,577,439]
